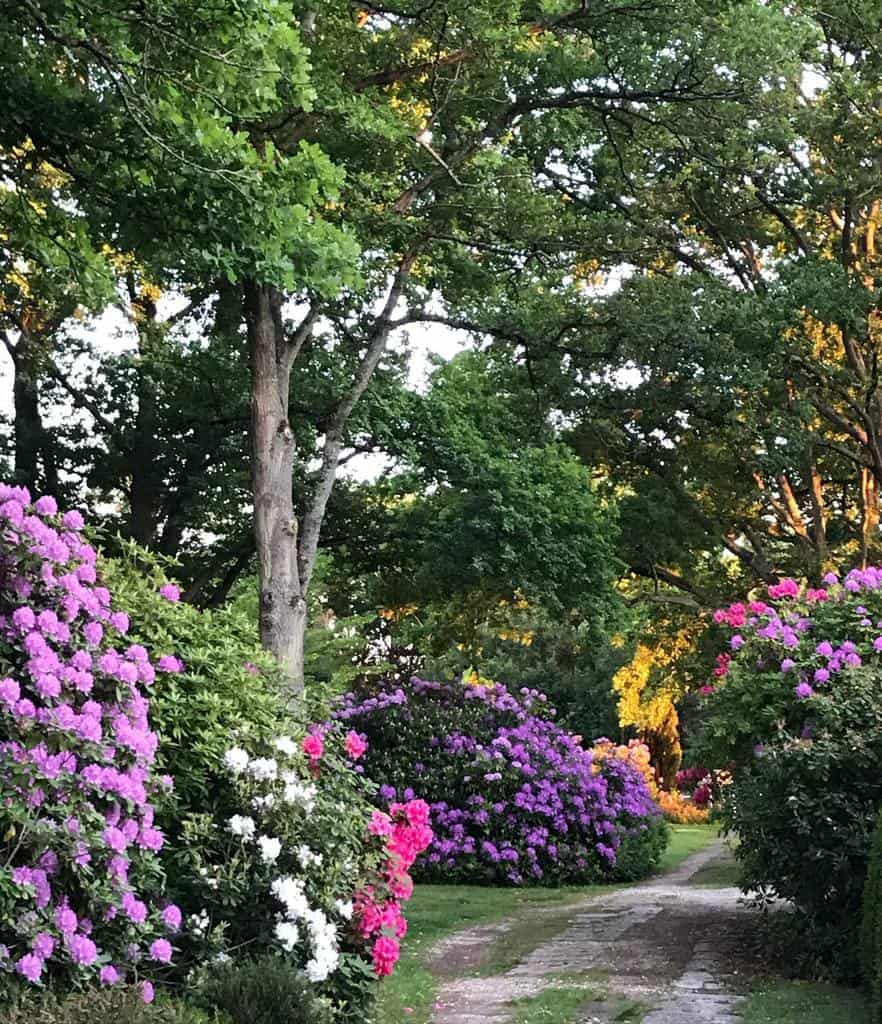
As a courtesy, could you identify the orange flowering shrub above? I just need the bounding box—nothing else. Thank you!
[657,789,710,824]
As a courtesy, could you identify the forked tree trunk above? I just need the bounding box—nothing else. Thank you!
[244,255,414,694]
[245,281,308,694]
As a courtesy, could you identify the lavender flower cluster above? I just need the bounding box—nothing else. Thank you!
[0,485,182,1000]
[335,677,660,885]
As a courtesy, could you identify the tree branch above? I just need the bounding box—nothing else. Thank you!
[297,250,417,588]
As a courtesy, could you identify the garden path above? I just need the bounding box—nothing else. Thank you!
[429,839,749,1024]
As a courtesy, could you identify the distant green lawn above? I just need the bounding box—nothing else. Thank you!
[374,825,720,1023]
[741,980,870,1024]
[656,823,719,873]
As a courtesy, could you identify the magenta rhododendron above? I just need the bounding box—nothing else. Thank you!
[0,484,179,997]
[354,799,432,976]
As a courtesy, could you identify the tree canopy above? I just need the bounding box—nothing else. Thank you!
[6,0,882,710]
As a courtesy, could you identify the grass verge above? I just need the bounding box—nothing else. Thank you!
[740,979,870,1023]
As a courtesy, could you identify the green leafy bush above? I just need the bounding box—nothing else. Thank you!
[0,988,216,1024]
[861,809,882,1018]
[608,816,670,882]
[195,956,334,1024]
[98,541,286,821]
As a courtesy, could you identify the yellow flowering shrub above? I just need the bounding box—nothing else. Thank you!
[612,627,700,787]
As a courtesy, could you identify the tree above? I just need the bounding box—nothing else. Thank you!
[402,2,882,624]
[3,0,818,694]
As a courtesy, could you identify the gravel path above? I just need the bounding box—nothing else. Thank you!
[430,839,749,1024]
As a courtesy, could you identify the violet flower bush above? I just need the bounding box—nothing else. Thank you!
[0,485,181,1001]
[335,677,664,885]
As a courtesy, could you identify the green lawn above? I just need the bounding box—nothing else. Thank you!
[741,980,870,1024]
[374,826,720,1023]
[656,824,719,873]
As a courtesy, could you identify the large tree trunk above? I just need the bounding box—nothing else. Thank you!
[245,281,307,693]
[243,257,413,693]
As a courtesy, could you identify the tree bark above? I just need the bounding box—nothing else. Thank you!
[245,280,307,693]
[10,330,58,495]
[127,290,165,546]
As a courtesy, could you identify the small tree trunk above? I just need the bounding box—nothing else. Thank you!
[861,467,880,568]
[12,330,58,495]
[245,280,307,693]
[13,350,42,493]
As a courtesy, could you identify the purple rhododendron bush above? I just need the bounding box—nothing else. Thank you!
[698,567,882,977]
[0,485,177,1000]
[335,677,666,886]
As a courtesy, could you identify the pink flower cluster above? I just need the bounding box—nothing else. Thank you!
[356,800,432,977]
[0,484,180,998]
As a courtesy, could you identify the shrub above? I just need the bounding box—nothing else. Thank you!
[657,790,710,825]
[177,731,430,992]
[0,988,215,1024]
[195,956,334,1024]
[335,676,663,885]
[101,546,431,1016]
[1,991,215,1024]
[699,567,882,975]
[861,808,882,1018]
[0,486,178,1000]
[97,543,286,830]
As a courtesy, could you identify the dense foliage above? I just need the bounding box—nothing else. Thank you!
[861,809,882,1019]
[194,956,334,1024]
[0,987,212,1024]
[335,677,664,886]
[700,569,882,974]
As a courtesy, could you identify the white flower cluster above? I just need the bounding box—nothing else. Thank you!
[248,756,278,782]
[226,815,283,865]
[189,909,211,937]
[282,773,317,812]
[223,746,250,774]
[258,835,282,863]
[221,739,352,984]
[296,844,323,869]
[228,814,256,839]
[271,875,340,982]
[334,899,354,921]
